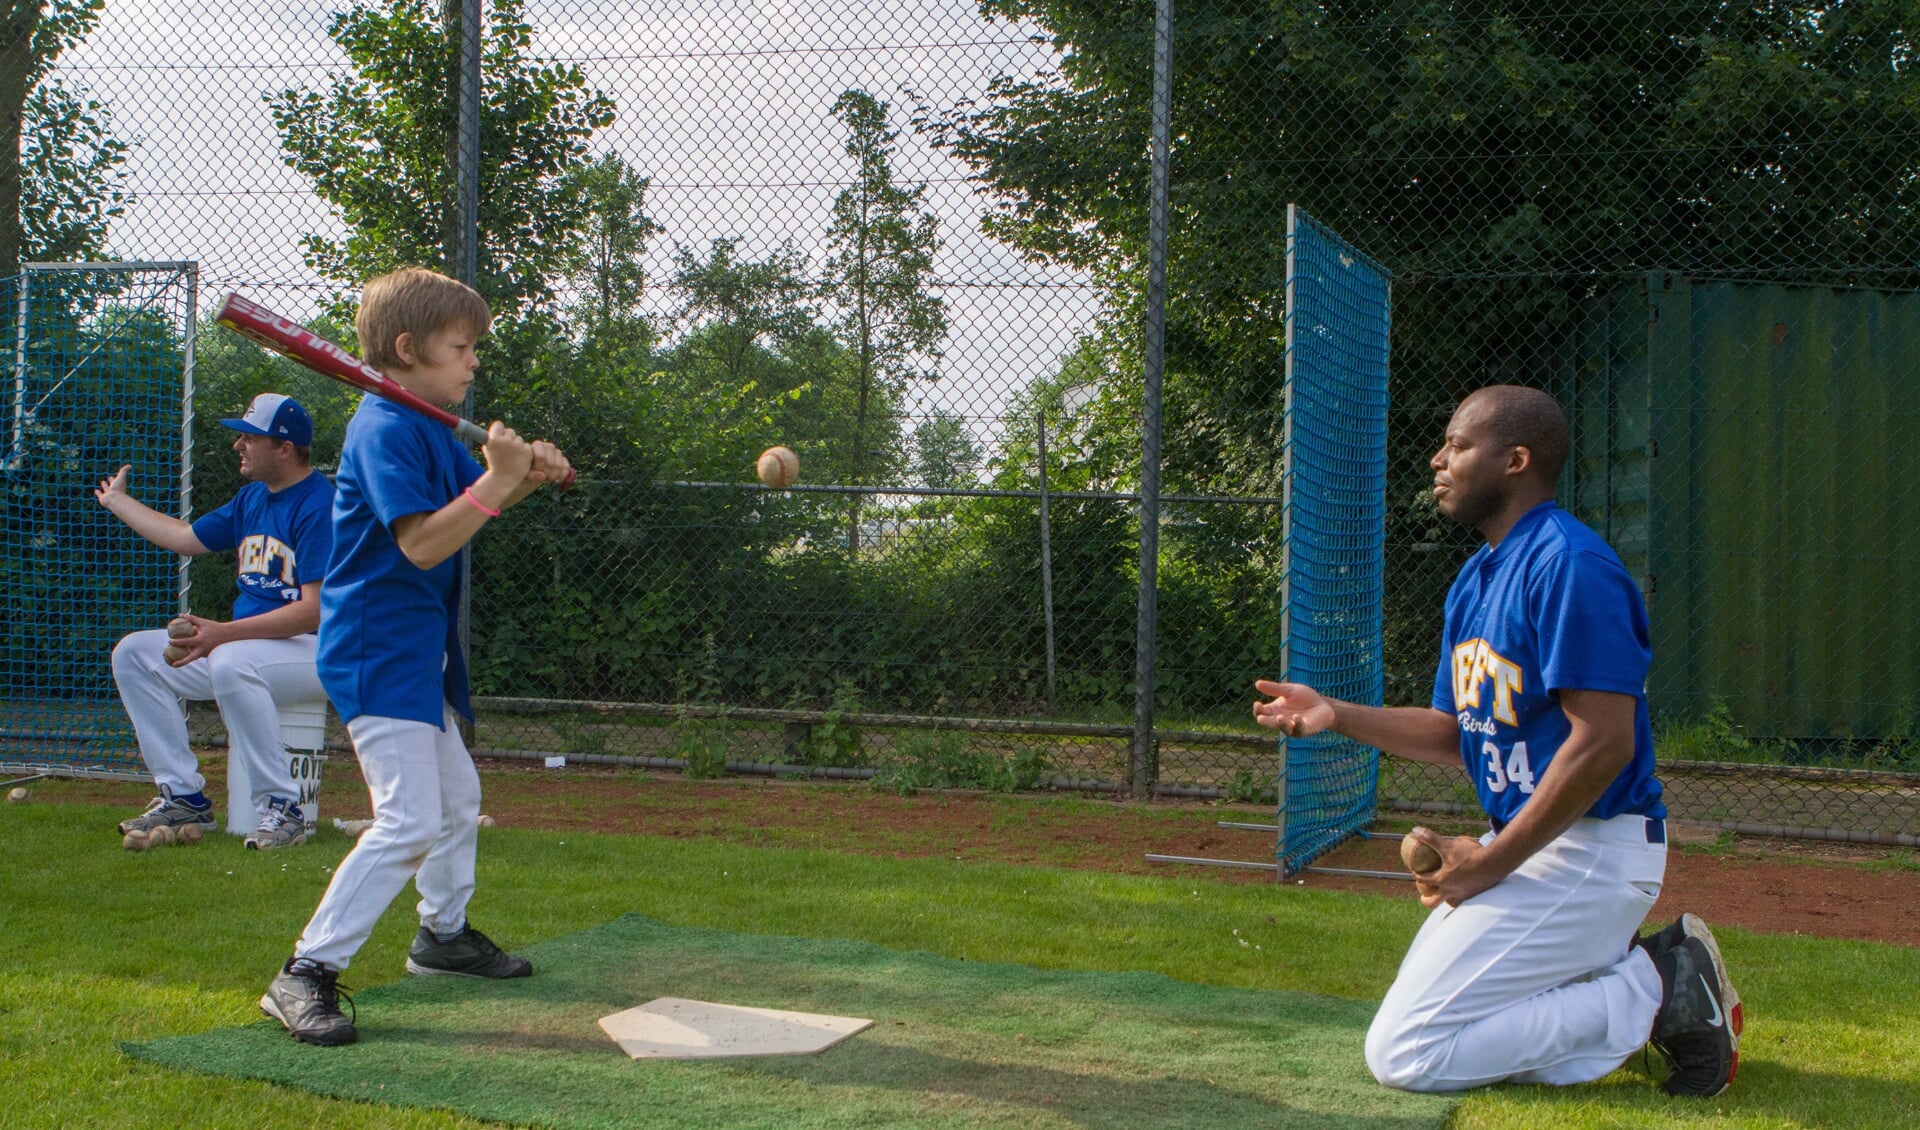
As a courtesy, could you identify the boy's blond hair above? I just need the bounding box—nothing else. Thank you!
[356,267,492,370]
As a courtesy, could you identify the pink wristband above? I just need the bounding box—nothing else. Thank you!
[462,487,501,518]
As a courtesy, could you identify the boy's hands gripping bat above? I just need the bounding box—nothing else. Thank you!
[213,292,574,489]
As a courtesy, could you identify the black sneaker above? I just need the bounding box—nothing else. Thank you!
[1631,913,1692,962]
[405,924,533,979]
[1649,921,1742,1097]
[1655,914,1743,1030]
[260,957,357,1046]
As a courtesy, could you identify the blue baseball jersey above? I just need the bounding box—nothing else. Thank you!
[1431,502,1665,824]
[190,472,334,621]
[318,396,484,728]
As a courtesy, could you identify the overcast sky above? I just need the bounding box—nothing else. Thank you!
[54,0,1108,428]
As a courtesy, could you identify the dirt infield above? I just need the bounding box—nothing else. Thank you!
[37,754,1920,947]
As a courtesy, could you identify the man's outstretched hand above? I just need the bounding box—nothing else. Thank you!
[1252,680,1337,737]
[95,465,132,511]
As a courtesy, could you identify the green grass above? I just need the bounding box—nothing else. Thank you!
[126,915,1450,1128]
[4,800,1918,1128]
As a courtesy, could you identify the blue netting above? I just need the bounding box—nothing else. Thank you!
[2,264,195,777]
[1279,208,1390,875]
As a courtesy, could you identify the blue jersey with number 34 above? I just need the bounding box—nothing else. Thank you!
[1431,502,1665,825]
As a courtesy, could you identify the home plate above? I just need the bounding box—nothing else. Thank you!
[598,997,873,1060]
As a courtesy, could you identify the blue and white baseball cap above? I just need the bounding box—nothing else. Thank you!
[220,393,313,446]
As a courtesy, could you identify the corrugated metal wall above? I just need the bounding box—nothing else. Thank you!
[1572,274,1920,739]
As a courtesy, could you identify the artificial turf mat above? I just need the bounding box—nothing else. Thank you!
[125,914,1455,1129]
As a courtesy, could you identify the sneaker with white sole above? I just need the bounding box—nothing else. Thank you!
[1643,913,1742,1031]
[243,797,307,850]
[261,957,356,1046]
[1631,912,1692,962]
[405,924,533,979]
[1648,918,1743,1097]
[118,794,217,836]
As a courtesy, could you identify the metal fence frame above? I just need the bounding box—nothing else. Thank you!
[0,260,199,783]
[10,1,1918,847]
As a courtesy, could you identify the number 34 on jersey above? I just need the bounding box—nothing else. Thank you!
[1480,739,1537,794]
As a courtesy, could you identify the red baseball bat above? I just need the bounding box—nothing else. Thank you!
[213,292,574,489]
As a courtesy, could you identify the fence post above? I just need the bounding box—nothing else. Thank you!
[1037,411,1057,709]
[178,264,198,615]
[9,270,27,473]
[1130,0,1174,801]
[447,0,482,288]
[450,0,482,741]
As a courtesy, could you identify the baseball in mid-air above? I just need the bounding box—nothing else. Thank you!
[756,445,799,490]
[1400,830,1442,876]
[163,617,194,664]
[123,830,150,852]
[7,786,26,802]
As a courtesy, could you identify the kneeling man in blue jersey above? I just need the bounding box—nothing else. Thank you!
[1254,386,1740,1097]
[96,393,334,850]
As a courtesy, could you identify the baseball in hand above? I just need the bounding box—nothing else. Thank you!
[7,786,26,802]
[177,822,205,845]
[1400,830,1442,876]
[123,830,150,852]
[756,445,799,489]
[163,617,194,664]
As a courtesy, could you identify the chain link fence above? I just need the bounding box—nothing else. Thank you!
[0,263,196,775]
[7,0,1917,846]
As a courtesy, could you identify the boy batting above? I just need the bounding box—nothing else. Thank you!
[1255,386,1741,1097]
[262,267,571,1046]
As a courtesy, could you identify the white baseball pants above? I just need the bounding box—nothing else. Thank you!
[294,704,480,971]
[111,629,323,814]
[1365,814,1668,1091]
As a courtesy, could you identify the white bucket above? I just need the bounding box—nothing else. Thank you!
[225,701,329,836]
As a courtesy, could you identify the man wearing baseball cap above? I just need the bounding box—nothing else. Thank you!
[95,392,336,850]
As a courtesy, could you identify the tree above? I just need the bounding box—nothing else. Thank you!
[561,151,662,333]
[911,408,979,489]
[928,0,1920,466]
[665,237,890,493]
[21,78,129,264]
[1,0,129,279]
[0,0,45,281]
[443,235,821,703]
[268,0,614,320]
[937,0,1920,285]
[820,89,946,546]
[669,237,817,393]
